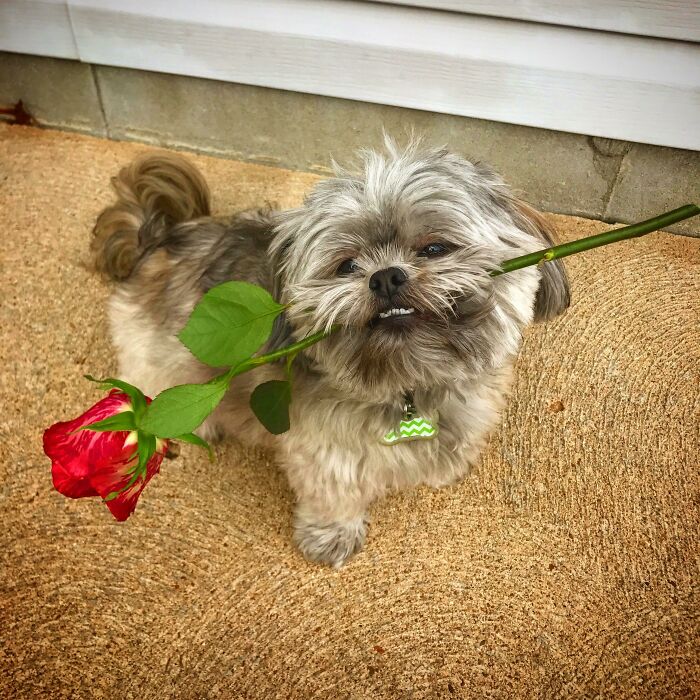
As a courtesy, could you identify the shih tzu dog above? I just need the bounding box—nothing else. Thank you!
[92,140,569,567]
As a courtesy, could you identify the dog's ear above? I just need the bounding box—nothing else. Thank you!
[507,200,571,322]
[471,162,570,322]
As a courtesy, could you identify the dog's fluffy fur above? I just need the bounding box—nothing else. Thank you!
[92,141,570,567]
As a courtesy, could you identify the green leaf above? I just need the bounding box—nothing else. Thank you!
[139,376,229,438]
[250,380,291,435]
[137,432,157,472]
[85,375,148,422]
[177,281,285,368]
[79,412,137,433]
[174,432,215,461]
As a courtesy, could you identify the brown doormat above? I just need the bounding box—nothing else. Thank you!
[1,124,698,699]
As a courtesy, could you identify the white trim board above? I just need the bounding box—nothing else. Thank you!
[369,1,700,43]
[4,0,700,150]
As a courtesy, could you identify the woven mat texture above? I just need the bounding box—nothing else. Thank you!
[1,125,698,699]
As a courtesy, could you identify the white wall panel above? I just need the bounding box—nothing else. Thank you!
[0,0,78,59]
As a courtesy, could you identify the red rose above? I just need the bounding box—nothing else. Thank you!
[43,389,167,521]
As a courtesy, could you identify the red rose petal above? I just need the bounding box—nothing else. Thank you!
[90,449,165,521]
[43,390,134,501]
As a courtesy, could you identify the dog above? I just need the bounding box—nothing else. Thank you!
[92,140,570,567]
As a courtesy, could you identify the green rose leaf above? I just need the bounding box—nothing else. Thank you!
[84,375,148,422]
[140,376,229,438]
[174,432,214,461]
[79,411,137,433]
[250,380,291,435]
[178,281,285,368]
[137,431,157,472]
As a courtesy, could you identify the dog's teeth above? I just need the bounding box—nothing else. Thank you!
[377,307,416,320]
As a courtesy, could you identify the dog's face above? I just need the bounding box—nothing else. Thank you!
[272,143,569,397]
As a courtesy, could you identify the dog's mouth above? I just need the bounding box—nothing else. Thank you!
[369,305,419,329]
[367,298,465,330]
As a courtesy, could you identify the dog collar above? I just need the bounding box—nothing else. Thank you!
[381,392,438,445]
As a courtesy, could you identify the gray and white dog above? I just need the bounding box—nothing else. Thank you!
[92,140,569,567]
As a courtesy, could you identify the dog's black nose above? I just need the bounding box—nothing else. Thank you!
[369,267,407,299]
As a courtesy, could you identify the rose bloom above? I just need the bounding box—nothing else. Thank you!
[43,389,167,521]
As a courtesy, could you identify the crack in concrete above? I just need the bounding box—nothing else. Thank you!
[587,136,631,220]
[90,66,111,139]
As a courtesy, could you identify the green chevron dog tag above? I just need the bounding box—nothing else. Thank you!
[381,394,438,445]
[382,415,438,445]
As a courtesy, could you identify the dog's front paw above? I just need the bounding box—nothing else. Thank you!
[293,514,368,568]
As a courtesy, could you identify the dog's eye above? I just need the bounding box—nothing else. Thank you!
[418,242,449,258]
[337,259,359,275]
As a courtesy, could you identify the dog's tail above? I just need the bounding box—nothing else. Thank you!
[91,152,211,280]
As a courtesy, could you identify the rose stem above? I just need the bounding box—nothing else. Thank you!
[491,204,699,276]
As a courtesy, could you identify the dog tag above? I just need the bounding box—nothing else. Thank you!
[381,394,438,445]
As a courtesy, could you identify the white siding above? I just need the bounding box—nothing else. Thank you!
[2,0,699,150]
